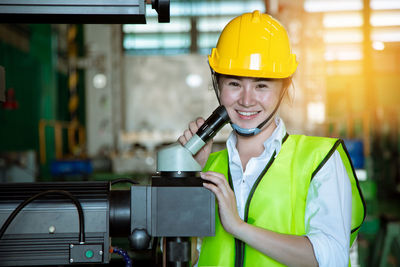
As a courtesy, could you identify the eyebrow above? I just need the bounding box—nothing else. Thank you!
[223,75,241,80]
[254,78,274,82]
[223,75,275,82]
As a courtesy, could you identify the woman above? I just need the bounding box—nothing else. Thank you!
[179,11,365,267]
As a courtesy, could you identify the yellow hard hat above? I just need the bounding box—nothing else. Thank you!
[208,10,298,78]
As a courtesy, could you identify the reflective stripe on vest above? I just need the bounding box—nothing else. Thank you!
[198,135,366,267]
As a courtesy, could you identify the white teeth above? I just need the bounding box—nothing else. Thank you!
[238,111,258,116]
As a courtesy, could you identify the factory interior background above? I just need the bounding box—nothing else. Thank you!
[0,0,399,266]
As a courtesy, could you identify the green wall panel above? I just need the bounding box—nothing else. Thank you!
[0,25,58,180]
[0,42,41,151]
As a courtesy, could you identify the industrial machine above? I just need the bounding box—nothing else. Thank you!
[0,0,170,23]
[0,105,230,267]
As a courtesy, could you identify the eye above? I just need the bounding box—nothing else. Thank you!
[228,81,240,87]
[256,83,269,89]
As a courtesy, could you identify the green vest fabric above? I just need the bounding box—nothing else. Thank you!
[198,135,365,267]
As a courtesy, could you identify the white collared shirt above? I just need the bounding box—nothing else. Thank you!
[226,117,352,267]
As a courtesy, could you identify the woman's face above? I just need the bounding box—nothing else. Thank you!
[219,75,283,132]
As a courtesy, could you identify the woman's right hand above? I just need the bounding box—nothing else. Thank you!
[178,117,213,168]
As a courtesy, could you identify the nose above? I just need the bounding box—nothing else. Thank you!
[239,86,255,107]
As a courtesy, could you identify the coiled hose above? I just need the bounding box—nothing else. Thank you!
[110,247,132,267]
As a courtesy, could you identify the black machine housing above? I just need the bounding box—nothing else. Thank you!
[0,179,214,266]
[0,106,229,266]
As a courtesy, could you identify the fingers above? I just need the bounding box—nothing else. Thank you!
[178,117,205,145]
[189,117,205,134]
[201,171,229,185]
[201,171,241,235]
[178,135,187,146]
[195,117,205,128]
[184,128,193,143]
[200,171,231,198]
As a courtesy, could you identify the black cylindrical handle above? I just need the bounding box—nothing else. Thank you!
[196,105,230,143]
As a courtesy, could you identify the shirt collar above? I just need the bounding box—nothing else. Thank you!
[266,117,286,156]
[226,117,287,160]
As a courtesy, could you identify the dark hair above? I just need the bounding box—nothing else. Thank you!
[216,73,292,92]
[282,76,292,91]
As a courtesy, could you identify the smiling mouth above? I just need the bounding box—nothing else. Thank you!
[236,110,260,119]
[237,111,259,116]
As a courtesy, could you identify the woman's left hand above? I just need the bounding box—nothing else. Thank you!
[200,173,319,267]
[200,171,243,235]
[201,172,318,267]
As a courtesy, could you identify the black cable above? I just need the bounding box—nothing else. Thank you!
[110,178,139,185]
[0,189,85,243]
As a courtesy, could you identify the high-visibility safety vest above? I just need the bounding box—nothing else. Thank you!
[198,134,366,267]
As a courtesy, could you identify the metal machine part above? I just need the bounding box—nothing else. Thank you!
[0,0,170,24]
[109,190,131,237]
[0,106,229,266]
[166,237,191,266]
[130,179,215,238]
[153,105,229,267]
[152,0,170,22]
[69,243,104,264]
[157,143,203,173]
[0,182,110,266]
[0,180,214,266]
[157,105,230,175]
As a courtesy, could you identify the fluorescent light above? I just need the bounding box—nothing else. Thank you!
[171,1,264,17]
[305,0,400,13]
[325,43,363,61]
[139,1,265,18]
[123,35,190,50]
[323,12,363,28]
[325,50,363,61]
[323,29,363,43]
[371,11,400,27]
[322,11,400,28]
[197,17,231,32]
[304,0,362,12]
[371,0,400,10]
[327,62,363,75]
[198,34,219,49]
[123,18,190,33]
[372,28,400,42]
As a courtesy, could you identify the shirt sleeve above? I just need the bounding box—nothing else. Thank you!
[305,150,352,267]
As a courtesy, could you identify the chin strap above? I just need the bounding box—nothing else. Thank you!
[209,67,289,137]
[210,67,221,105]
[231,124,261,136]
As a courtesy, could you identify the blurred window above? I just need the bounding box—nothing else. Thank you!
[123,0,264,55]
[304,0,400,63]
